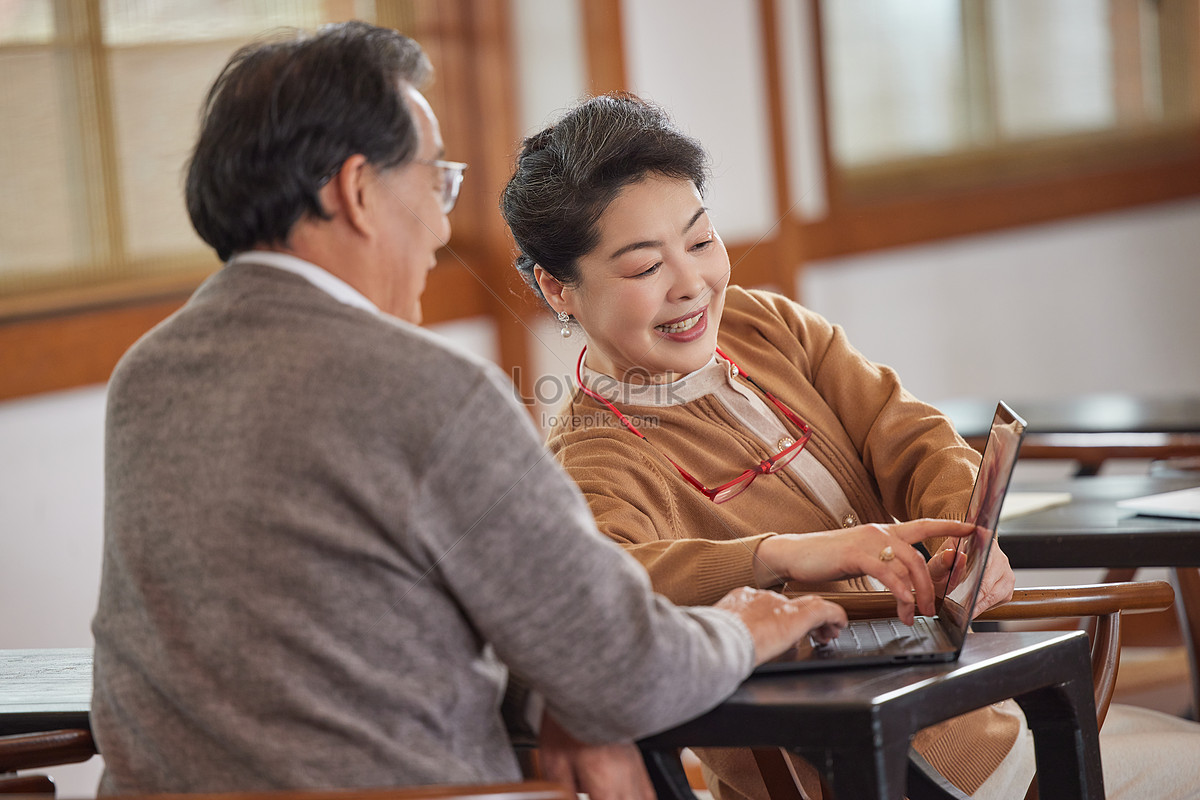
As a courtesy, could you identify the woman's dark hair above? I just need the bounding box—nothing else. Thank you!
[500,93,710,305]
[185,21,432,261]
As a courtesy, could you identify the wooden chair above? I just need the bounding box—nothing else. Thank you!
[0,732,569,800]
[1095,566,1200,718]
[1111,455,1200,716]
[747,579,1176,800]
[0,729,571,800]
[949,395,1200,713]
[101,785,574,800]
[0,728,96,795]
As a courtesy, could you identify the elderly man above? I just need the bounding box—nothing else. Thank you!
[91,21,846,796]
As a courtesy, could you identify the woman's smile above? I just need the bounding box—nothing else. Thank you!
[655,308,708,341]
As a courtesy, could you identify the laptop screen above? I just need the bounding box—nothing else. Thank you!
[938,401,1027,641]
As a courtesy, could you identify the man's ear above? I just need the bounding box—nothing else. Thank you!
[533,266,575,316]
[320,154,372,236]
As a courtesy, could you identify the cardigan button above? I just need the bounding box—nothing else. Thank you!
[841,513,858,528]
[777,436,795,451]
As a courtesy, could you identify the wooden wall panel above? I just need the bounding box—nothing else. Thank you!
[0,300,183,401]
[581,0,627,94]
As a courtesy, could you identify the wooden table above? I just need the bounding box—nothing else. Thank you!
[940,394,1200,475]
[0,648,91,735]
[4,635,1104,800]
[639,630,1101,800]
[999,474,1200,569]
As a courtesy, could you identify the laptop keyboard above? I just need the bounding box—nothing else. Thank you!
[825,617,941,654]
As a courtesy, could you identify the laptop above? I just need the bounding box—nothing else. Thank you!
[1117,487,1200,521]
[756,401,1027,673]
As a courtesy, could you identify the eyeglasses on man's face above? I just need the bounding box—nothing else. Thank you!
[415,158,468,214]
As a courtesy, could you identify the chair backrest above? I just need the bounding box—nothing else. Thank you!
[1099,566,1200,717]
[0,729,96,796]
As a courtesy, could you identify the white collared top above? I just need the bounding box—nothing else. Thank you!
[229,250,381,316]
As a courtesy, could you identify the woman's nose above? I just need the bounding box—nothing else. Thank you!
[670,261,708,301]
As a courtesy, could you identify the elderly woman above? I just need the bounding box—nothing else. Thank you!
[501,93,1200,800]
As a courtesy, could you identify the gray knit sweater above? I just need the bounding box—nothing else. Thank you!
[91,261,753,794]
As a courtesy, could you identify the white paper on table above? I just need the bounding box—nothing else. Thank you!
[999,491,1073,521]
[1116,487,1200,521]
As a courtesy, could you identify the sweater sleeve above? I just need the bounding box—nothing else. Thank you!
[551,427,775,606]
[747,290,980,523]
[409,368,755,743]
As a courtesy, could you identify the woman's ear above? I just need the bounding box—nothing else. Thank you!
[533,266,574,316]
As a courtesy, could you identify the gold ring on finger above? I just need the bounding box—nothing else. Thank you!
[878,545,895,562]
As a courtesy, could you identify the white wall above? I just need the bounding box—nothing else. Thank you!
[802,197,1200,406]
[621,0,776,241]
[0,386,106,796]
[1,386,106,650]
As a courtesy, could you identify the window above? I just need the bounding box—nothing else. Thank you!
[0,1,525,401]
[813,0,1200,224]
[0,1,386,312]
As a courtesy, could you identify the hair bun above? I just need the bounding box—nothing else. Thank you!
[519,126,556,159]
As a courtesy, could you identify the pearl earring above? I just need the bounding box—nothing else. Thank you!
[558,310,572,339]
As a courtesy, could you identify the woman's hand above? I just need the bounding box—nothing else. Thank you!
[714,586,848,665]
[752,519,975,625]
[927,536,1014,616]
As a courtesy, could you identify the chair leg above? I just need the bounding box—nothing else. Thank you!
[753,747,970,800]
[514,748,540,780]
[1090,612,1122,729]
[0,774,55,795]
[1175,567,1200,717]
[751,749,810,800]
[641,749,700,800]
[904,749,970,800]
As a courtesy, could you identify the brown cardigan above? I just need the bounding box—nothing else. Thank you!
[546,286,1018,797]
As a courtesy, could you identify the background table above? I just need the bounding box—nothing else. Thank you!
[1000,474,1200,569]
[940,394,1200,475]
[0,648,91,736]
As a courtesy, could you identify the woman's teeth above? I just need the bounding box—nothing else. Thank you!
[657,314,701,334]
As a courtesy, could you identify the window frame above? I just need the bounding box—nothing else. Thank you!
[7,0,1200,401]
[802,0,1200,259]
[0,0,530,402]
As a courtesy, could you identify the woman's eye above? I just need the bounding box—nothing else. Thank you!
[691,237,714,251]
[634,263,661,278]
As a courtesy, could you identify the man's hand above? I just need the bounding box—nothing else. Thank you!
[537,714,654,800]
[536,589,851,795]
[714,586,848,665]
[753,519,975,624]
